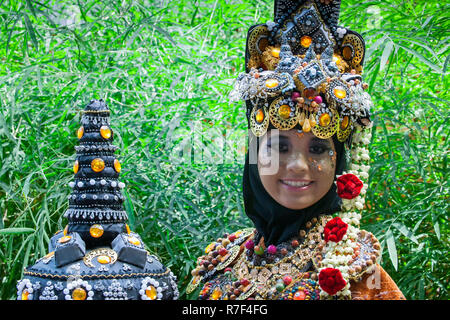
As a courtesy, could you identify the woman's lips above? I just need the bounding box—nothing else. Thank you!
[280,179,314,191]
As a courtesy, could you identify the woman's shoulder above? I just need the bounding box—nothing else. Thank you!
[186,227,255,296]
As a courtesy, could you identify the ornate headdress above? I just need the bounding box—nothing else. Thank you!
[231,0,379,299]
[230,0,373,143]
[16,100,178,300]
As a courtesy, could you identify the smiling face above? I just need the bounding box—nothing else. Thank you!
[257,130,337,210]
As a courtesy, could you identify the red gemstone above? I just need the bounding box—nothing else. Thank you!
[291,240,299,248]
[283,276,292,285]
[228,234,237,242]
[303,88,316,100]
[291,91,301,101]
[240,279,250,286]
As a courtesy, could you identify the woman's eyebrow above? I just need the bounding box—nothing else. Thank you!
[267,135,289,143]
[311,137,331,145]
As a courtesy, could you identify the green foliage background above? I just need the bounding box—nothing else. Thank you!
[0,0,448,300]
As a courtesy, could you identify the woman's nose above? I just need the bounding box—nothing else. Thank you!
[286,153,309,173]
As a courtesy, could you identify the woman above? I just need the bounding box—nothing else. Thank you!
[187,0,404,300]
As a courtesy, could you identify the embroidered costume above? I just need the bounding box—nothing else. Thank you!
[187,0,405,300]
[16,100,178,300]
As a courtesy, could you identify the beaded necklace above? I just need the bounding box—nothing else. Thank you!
[234,215,330,299]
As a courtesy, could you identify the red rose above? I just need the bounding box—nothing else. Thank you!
[324,217,348,243]
[336,174,363,199]
[318,268,347,295]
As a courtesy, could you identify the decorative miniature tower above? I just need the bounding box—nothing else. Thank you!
[16,99,178,300]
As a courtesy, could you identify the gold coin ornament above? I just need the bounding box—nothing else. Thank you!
[83,248,118,268]
[311,108,339,139]
[337,115,353,142]
[250,106,269,137]
[269,97,300,131]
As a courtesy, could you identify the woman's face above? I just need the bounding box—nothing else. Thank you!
[258,130,337,210]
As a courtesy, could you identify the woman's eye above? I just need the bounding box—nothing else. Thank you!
[267,143,289,153]
[309,145,328,154]
[278,143,289,153]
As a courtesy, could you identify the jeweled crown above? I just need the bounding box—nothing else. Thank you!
[230,0,373,142]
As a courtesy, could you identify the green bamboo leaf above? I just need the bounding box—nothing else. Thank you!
[396,43,443,74]
[380,40,393,71]
[433,220,441,240]
[123,189,135,228]
[22,173,34,198]
[0,228,35,235]
[25,0,37,18]
[393,222,419,244]
[386,229,398,271]
[23,14,38,51]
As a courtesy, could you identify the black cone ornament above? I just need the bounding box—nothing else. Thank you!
[16,99,178,300]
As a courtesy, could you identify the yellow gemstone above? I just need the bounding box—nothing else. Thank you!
[58,235,72,243]
[89,224,104,238]
[73,160,79,174]
[125,224,131,235]
[301,36,312,48]
[211,287,222,300]
[332,54,341,64]
[77,126,84,139]
[265,79,279,88]
[100,125,112,139]
[91,158,105,173]
[309,113,317,127]
[72,288,87,300]
[342,46,353,60]
[341,116,349,130]
[97,255,111,264]
[205,242,216,254]
[63,225,68,236]
[21,289,30,300]
[44,251,54,259]
[278,105,291,119]
[271,47,280,58]
[128,236,141,246]
[302,118,311,133]
[255,109,265,124]
[145,286,157,300]
[299,112,306,126]
[334,87,347,99]
[114,159,121,173]
[319,113,331,127]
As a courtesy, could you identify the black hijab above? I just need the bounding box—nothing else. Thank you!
[242,133,346,246]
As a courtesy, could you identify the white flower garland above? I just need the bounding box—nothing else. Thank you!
[319,125,372,300]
